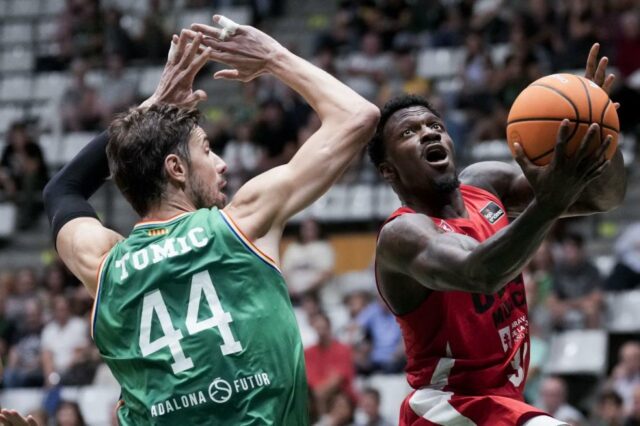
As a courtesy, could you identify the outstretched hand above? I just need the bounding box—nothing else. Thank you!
[0,409,38,426]
[140,30,213,109]
[584,43,620,109]
[188,15,285,82]
[513,120,612,216]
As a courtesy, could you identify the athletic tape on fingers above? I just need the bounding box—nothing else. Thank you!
[167,40,178,61]
[218,16,239,40]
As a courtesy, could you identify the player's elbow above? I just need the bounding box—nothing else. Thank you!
[347,102,380,139]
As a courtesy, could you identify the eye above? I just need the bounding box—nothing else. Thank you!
[402,129,414,137]
[431,123,443,131]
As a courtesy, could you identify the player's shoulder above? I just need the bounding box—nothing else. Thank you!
[378,212,437,258]
[459,161,521,200]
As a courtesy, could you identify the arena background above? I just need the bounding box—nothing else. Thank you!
[0,0,639,424]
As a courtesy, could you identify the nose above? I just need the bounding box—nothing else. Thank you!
[419,124,440,144]
[215,154,228,175]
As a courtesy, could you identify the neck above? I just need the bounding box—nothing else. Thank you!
[318,336,332,348]
[142,197,197,223]
[401,186,467,219]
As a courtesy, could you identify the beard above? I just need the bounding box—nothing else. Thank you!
[187,173,224,210]
[433,172,460,194]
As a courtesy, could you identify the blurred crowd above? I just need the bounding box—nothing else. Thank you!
[0,0,640,425]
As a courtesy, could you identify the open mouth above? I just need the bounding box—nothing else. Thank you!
[424,144,448,164]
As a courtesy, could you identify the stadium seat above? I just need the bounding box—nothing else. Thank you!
[41,0,65,15]
[7,0,40,17]
[468,140,512,162]
[605,290,640,333]
[0,389,43,415]
[0,48,34,72]
[33,72,69,101]
[60,132,98,164]
[349,184,374,220]
[2,22,34,44]
[138,66,164,97]
[417,47,465,79]
[0,202,17,238]
[543,329,608,376]
[0,106,25,133]
[0,76,33,102]
[36,20,58,43]
[39,132,62,166]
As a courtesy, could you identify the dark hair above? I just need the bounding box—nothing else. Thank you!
[598,389,623,406]
[107,104,200,216]
[55,401,86,426]
[362,387,381,403]
[563,233,584,248]
[367,94,440,169]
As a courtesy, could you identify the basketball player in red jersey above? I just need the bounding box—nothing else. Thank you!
[370,44,626,426]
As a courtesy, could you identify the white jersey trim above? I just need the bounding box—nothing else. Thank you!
[409,388,477,426]
[522,415,569,426]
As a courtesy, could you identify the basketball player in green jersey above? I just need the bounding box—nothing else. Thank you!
[33,16,378,426]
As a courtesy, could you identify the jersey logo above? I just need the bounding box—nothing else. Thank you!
[479,201,504,225]
[437,220,455,233]
[148,228,168,237]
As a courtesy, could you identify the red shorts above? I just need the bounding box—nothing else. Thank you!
[400,388,548,426]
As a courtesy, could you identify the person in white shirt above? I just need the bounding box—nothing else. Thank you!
[40,295,88,387]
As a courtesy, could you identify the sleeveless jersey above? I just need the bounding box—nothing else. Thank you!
[378,185,547,425]
[92,208,308,425]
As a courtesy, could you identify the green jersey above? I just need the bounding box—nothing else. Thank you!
[92,208,308,425]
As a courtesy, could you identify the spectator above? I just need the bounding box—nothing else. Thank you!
[305,313,357,413]
[55,401,86,426]
[102,7,134,59]
[222,123,264,194]
[98,54,138,121]
[315,390,356,426]
[41,296,89,387]
[625,385,640,426]
[1,123,49,230]
[343,33,393,101]
[3,299,44,387]
[606,223,640,292]
[611,341,640,415]
[458,31,494,112]
[355,298,404,374]
[378,47,431,105]
[0,291,17,362]
[355,387,393,426]
[338,290,373,345]
[135,0,171,63]
[592,390,625,426]
[614,10,640,78]
[538,376,585,425]
[60,59,104,132]
[5,268,39,322]
[251,99,298,170]
[547,233,603,329]
[282,219,335,303]
[56,0,103,64]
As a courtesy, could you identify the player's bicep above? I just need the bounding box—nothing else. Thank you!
[56,217,122,296]
[378,214,482,292]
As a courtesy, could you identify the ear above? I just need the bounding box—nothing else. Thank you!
[164,154,188,184]
[379,161,396,183]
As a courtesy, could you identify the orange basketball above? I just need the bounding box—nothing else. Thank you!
[506,73,619,166]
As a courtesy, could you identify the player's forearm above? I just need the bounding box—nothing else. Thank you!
[43,131,110,244]
[464,200,559,293]
[568,148,627,214]
[266,49,378,124]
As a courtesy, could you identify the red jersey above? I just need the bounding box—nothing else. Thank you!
[378,184,547,426]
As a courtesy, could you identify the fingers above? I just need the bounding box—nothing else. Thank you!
[172,29,189,65]
[191,23,225,41]
[575,123,600,162]
[551,119,572,166]
[593,134,613,161]
[213,14,240,39]
[513,143,535,172]
[585,43,599,80]
[188,89,208,104]
[602,73,615,94]
[214,69,240,80]
[594,56,608,86]
[27,417,38,426]
[180,32,202,69]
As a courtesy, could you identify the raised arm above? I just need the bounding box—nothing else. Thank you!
[43,31,213,294]
[380,123,609,295]
[463,43,626,218]
[191,17,379,249]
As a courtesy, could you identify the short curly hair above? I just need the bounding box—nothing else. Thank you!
[367,95,440,168]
